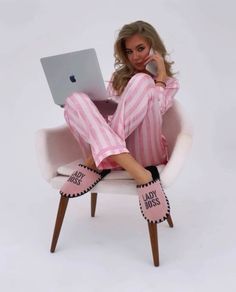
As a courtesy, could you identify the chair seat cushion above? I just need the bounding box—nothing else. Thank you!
[50,175,138,193]
[57,159,165,180]
[52,161,165,192]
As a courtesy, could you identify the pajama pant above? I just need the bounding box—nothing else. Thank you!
[64,73,171,170]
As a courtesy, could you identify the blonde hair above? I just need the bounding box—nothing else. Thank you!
[112,20,175,95]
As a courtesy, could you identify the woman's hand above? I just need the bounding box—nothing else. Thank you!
[145,51,167,82]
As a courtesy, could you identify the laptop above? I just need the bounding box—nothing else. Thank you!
[40,48,117,115]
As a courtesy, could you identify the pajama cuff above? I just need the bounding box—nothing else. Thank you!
[94,146,130,170]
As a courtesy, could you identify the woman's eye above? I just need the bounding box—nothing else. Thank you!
[138,47,145,52]
[126,50,132,55]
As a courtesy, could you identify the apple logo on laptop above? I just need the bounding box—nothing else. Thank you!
[69,75,76,83]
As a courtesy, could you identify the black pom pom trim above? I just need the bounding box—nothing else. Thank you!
[136,179,158,189]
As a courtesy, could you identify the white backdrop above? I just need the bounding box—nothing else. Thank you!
[1,0,236,291]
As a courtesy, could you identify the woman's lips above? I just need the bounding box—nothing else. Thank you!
[135,62,144,67]
[134,63,145,72]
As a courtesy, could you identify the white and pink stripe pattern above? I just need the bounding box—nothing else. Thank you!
[64,73,179,170]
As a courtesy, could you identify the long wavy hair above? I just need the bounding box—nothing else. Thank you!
[112,20,175,95]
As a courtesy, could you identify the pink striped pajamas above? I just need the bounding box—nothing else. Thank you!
[64,73,179,170]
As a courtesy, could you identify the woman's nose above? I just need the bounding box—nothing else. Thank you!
[132,51,139,61]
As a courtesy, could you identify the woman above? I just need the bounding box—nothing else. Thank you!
[60,20,179,223]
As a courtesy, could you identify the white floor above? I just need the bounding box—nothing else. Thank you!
[1,1,236,291]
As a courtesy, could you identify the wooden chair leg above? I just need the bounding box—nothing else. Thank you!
[148,222,159,266]
[91,192,98,217]
[167,214,174,228]
[50,196,69,253]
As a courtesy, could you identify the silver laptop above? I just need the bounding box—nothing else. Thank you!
[40,48,117,114]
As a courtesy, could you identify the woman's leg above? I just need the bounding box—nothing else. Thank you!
[64,92,129,169]
[108,73,167,168]
[64,100,92,162]
[109,73,157,141]
[85,73,164,184]
[125,92,168,167]
[84,152,152,184]
[64,88,153,184]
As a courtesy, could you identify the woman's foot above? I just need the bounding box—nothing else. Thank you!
[135,169,153,185]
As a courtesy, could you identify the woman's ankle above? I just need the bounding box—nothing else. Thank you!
[109,153,153,184]
[135,169,152,185]
[84,156,98,171]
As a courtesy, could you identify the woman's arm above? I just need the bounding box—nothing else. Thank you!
[145,51,179,113]
[157,77,180,115]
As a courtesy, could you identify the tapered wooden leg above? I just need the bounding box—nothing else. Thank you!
[91,193,97,217]
[50,196,69,253]
[148,222,159,266]
[167,214,174,228]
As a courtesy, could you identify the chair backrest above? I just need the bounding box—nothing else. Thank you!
[35,125,82,181]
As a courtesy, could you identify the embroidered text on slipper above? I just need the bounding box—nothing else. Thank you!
[67,171,85,185]
[142,190,160,209]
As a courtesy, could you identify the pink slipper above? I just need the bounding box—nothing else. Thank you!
[137,166,170,223]
[60,164,110,198]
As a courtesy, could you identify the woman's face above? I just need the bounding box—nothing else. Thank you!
[124,34,151,72]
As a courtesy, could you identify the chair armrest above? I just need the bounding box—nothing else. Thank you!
[35,124,82,182]
[160,133,192,188]
[161,100,194,188]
